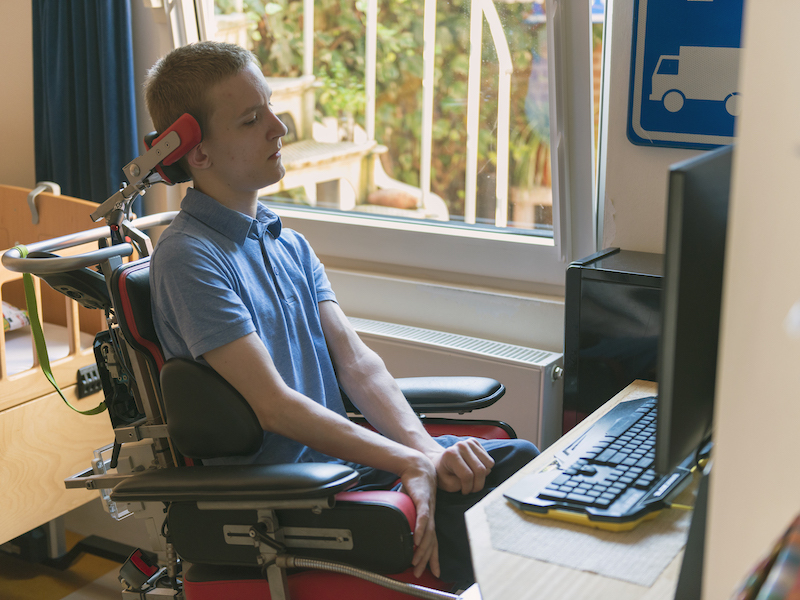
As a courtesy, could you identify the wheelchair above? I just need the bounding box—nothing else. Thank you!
[2,115,517,600]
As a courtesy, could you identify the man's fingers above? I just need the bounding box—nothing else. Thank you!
[467,437,495,468]
[411,513,440,578]
[442,440,495,494]
[460,441,494,493]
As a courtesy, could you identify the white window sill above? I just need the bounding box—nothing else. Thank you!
[272,205,570,292]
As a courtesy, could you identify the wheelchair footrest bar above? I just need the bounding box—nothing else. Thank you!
[278,555,460,600]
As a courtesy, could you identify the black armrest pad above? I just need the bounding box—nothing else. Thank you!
[110,463,359,503]
[398,376,504,413]
[341,376,505,414]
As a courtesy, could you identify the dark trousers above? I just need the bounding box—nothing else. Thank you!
[347,435,539,587]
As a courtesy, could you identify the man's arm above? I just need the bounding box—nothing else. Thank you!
[203,331,440,577]
[318,300,495,495]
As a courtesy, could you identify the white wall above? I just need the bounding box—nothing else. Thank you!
[130,1,188,217]
[704,2,800,597]
[0,2,35,188]
[600,0,700,253]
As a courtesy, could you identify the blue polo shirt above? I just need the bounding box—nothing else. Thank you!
[150,188,347,466]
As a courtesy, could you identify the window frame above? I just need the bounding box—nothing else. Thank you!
[181,0,598,290]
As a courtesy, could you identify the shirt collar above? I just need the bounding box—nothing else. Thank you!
[181,188,282,244]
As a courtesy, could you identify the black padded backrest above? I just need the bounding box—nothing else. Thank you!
[110,258,165,372]
[160,358,264,460]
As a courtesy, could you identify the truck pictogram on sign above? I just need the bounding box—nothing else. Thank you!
[650,46,741,116]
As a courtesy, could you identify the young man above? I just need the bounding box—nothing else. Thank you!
[145,41,537,588]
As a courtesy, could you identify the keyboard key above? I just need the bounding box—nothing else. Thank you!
[596,449,618,464]
[540,490,568,500]
[566,492,596,505]
[594,497,612,508]
[609,452,627,464]
[636,457,654,469]
[552,474,570,486]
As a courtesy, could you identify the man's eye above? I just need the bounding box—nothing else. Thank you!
[245,116,258,125]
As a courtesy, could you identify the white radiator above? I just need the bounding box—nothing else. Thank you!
[350,317,564,450]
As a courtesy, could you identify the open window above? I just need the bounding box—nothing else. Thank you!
[162,0,603,289]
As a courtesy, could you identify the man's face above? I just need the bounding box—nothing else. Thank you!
[199,62,288,199]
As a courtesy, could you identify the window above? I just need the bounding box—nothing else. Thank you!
[178,0,600,289]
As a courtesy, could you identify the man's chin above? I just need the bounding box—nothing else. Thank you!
[259,169,286,191]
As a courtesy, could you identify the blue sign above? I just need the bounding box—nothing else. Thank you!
[628,0,746,149]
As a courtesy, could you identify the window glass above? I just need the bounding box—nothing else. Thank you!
[207,0,604,239]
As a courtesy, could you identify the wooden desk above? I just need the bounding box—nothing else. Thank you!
[466,380,688,600]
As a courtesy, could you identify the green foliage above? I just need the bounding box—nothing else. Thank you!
[221,0,554,219]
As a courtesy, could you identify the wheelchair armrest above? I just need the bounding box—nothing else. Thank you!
[342,376,504,414]
[396,376,505,413]
[109,462,359,504]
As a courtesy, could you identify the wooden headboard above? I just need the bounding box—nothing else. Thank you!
[0,185,114,545]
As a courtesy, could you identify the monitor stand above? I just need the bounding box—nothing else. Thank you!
[674,468,710,599]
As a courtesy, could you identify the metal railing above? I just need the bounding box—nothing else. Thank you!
[195,0,525,227]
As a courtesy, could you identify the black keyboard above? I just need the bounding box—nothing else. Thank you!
[504,396,695,531]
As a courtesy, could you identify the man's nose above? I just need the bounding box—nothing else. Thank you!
[269,113,289,139]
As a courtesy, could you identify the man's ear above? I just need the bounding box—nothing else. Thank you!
[185,142,211,171]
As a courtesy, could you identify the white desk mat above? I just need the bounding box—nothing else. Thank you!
[484,478,696,587]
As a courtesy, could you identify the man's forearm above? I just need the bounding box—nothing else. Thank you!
[204,331,430,474]
[318,300,443,457]
[339,356,443,456]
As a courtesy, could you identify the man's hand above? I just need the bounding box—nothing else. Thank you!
[398,454,441,578]
[428,438,495,495]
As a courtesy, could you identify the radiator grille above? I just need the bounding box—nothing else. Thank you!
[349,317,557,366]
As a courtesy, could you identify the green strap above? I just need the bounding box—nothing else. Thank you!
[13,245,106,416]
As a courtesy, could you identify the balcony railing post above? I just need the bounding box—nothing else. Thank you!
[420,0,438,208]
[482,0,513,228]
[464,0,483,225]
[303,0,314,77]
[464,0,512,228]
[366,0,377,142]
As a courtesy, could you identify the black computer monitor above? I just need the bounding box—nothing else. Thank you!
[655,144,733,475]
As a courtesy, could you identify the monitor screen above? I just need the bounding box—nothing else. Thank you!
[655,144,733,475]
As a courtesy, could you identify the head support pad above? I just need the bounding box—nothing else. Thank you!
[144,113,202,185]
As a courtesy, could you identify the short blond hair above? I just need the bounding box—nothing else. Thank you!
[144,41,259,135]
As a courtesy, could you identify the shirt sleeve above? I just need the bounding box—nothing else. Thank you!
[151,234,256,361]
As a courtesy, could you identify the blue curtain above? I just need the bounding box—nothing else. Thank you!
[32,0,141,216]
